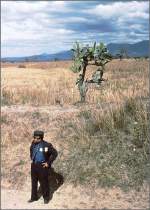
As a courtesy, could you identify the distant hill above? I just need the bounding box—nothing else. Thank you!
[107,40,149,57]
[1,40,149,62]
[1,50,73,62]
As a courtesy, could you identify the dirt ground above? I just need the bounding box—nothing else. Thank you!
[1,181,149,209]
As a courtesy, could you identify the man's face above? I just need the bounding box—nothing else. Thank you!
[33,136,41,144]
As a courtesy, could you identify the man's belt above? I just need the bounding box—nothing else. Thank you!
[32,161,45,164]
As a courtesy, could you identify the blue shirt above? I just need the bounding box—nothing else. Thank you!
[32,142,46,163]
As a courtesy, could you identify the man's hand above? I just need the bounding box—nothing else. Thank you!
[42,162,49,168]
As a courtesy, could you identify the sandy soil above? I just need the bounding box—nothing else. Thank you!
[1,182,149,209]
[1,104,79,115]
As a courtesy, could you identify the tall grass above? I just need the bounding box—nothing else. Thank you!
[55,98,149,190]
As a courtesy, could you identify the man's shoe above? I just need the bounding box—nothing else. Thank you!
[28,198,38,203]
[44,199,49,204]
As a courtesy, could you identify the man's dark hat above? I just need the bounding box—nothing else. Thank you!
[33,130,44,138]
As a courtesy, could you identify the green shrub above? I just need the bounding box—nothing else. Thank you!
[1,115,7,124]
[1,90,13,106]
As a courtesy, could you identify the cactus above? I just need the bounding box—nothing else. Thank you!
[71,41,112,102]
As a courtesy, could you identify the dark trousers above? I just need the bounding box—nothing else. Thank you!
[31,163,49,200]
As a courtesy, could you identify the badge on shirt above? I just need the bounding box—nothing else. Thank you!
[45,147,48,152]
[39,148,43,152]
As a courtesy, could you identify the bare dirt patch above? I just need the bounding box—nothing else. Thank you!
[1,183,149,209]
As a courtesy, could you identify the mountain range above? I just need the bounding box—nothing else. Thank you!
[1,40,149,62]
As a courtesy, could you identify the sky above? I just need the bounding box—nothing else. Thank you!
[1,0,149,57]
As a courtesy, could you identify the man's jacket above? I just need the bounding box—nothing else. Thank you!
[30,140,58,167]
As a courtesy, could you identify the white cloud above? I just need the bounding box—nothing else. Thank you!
[66,17,88,22]
[1,1,76,56]
[1,1,149,57]
[83,1,149,41]
[85,1,148,20]
[1,1,70,16]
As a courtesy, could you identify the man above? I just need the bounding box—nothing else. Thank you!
[28,130,58,204]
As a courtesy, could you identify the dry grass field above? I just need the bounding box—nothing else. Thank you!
[2,59,149,105]
[1,59,149,209]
